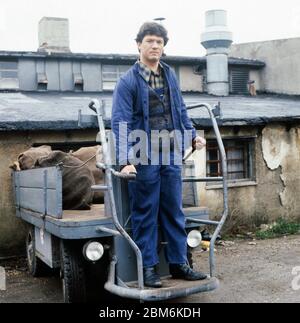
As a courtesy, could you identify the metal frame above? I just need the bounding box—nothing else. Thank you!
[88,99,228,299]
[87,99,145,289]
[185,103,228,277]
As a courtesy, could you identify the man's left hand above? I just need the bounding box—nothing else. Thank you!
[192,136,206,151]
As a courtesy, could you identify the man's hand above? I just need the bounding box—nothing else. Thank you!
[121,164,137,175]
[192,136,206,151]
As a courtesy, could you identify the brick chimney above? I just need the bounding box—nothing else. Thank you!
[38,17,71,53]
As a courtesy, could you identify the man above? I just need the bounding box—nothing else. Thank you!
[112,22,207,288]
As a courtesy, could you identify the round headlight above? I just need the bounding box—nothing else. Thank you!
[187,230,202,248]
[83,241,104,262]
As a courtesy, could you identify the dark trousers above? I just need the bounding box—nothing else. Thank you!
[128,157,187,267]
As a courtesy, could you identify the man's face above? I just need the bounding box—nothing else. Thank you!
[138,35,164,64]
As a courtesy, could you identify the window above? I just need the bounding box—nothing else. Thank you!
[206,139,254,180]
[0,60,19,89]
[230,68,249,94]
[102,65,130,90]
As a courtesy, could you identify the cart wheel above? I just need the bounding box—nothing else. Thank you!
[26,226,49,277]
[60,240,87,303]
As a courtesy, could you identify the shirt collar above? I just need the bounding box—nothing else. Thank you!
[137,60,164,83]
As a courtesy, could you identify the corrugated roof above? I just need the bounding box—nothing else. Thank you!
[0,92,299,131]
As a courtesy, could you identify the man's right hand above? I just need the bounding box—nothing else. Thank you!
[121,165,137,175]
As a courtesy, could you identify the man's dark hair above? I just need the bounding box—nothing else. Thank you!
[135,22,169,46]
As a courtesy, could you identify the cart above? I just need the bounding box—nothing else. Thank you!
[12,99,228,302]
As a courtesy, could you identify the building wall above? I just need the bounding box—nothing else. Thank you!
[204,124,300,233]
[17,58,204,93]
[0,129,98,257]
[231,38,300,95]
[18,58,103,92]
[179,66,203,92]
[1,124,299,254]
[16,57,264,94]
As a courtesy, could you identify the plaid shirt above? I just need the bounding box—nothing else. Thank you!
[137,61,165,89]
[137,60,174,134]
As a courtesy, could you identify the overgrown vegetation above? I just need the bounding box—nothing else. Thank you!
[255,218,300,239]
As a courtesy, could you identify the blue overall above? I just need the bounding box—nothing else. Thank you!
[111,62,197,268]
[128,154,187,267]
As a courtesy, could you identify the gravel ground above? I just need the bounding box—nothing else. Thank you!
[0,235,299,303]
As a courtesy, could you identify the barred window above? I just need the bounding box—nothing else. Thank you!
[102,65,130,90]
[0,60,19,89]
[206,139,254,180]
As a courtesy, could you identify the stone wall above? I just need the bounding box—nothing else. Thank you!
[204,124,300,233]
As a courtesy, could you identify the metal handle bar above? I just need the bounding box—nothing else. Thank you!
[88,101,97,113]
[185,103,228,277]
[90,99,144,288]
[96,162,137,181]
[111,170,137,181]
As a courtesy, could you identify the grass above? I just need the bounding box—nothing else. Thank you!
[255,218,300,239]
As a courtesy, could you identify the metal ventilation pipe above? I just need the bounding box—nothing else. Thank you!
[201,10,233,96]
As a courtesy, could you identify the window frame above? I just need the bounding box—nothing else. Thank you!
[206,137,256,184]
[0,59,19,89]
[101,65,130,90]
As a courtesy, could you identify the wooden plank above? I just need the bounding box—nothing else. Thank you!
[18,208,114,240]
[14,167,63,218]
[19,187,45,213]
[19,187,62,217]
[47,190,62,218]
[16,167,60,189]
[62,204,106,222]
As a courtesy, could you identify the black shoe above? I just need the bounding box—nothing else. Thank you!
[169,263,207,281]
[143,266,162,288]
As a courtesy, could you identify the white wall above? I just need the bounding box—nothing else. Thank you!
[179,66,203,92]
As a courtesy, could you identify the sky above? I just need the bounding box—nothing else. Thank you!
[1,0,300,56]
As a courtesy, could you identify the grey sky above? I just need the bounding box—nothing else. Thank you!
[1,0,300,56]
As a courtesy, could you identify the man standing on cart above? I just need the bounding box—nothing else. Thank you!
[112,22,207,288]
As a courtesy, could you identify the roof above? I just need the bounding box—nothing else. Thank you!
[184,94,300,126]
[199,57,265,69]
[0,91,299,131]
[0,50,265,67]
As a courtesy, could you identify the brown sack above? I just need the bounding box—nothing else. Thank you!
[36,151,95,210]
[69,145,104,203]
[9,161,21,171]
[18,145,52,170]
